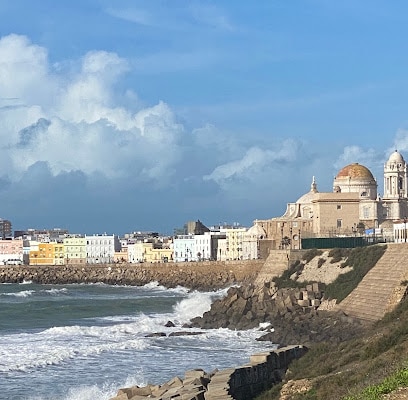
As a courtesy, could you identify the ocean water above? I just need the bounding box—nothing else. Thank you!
[0,281,275,400]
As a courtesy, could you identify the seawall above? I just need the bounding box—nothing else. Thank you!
[0,260,264,291]
[109,345,308,400]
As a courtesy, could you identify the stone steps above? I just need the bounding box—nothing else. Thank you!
[338,244,408,322]
[254,250,289,289]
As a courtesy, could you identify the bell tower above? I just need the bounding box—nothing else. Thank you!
[383,150,408,200]
[382,150,408,220]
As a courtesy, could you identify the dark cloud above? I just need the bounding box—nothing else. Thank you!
[17,118,51,148]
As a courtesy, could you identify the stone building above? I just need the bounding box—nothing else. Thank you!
[254,150,408,249]
[0,218,12,239]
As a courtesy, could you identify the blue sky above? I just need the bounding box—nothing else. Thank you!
[1,1,408,235]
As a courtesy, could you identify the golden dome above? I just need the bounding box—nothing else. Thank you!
[336,163,374,180]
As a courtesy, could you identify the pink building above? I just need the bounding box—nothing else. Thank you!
[0,239,24,265]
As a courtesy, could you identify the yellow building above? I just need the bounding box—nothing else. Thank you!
[30,243,64,265]
[222,227,246,260]
[63,237,86,265]
[144,243,173,263]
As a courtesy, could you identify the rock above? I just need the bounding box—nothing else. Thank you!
[145,332,166,337]
[165,320,175,327]
[168,331,205,337]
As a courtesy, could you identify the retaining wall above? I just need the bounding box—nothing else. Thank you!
[205,345,308,400]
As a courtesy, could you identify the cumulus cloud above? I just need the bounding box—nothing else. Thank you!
[0,34,183,185]
[333,145,379,171]
[203,139,299,185]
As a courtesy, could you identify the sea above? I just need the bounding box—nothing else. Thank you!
[0,281,275,400]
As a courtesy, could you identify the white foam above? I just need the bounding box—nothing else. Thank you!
[49,372,146,400]
[3,289,35,297]
[42,288,68,295]
[142,281,189,295]
[172,288,229,324]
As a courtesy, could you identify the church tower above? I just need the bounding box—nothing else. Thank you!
[382,150,408,219]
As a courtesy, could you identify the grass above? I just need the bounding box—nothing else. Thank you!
[324,245,386,302]
[344,366,408,399]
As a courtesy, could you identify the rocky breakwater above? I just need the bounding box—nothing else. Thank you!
[186,283,366,346]
[0,260,264,291]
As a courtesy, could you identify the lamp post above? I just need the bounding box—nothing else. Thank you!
[352,224,357,247]
[280,225,284,249]
[289,227,293,250]
[404,217,407,243]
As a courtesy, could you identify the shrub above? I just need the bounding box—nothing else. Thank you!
[317,258,325,268]
[302,249,323,263]
[328,248,351,263]
[272,261,305,288]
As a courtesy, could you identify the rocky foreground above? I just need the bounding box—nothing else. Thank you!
[109,281,365,400]
[186,283,365,347]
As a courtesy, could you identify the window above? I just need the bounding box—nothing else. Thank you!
[337,219,342,228]
[337,205,342,210]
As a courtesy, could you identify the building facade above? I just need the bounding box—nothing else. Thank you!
[0,239,23,264]
[85,234,121,264]
[63,236,87,265]
[254,151,408,248]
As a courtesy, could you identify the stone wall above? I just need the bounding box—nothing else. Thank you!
[206,345,308,400]
[109,345,307,400]
[0,260,264,291]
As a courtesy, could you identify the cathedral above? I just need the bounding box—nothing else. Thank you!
[254,150,408,249]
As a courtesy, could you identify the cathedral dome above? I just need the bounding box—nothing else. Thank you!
[247,224,266,239]
[388,150,405,164]
[333,162,377,199]
[336,163,375,181]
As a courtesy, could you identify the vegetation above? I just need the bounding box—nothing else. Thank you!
[272,245,386,302]
[254,293,408,399]
[344,367,408,399]
[303,249,323,263]
[324,245,386,302]
[254,243,408,400]
[328,247,351,263]
[272,259,310,289]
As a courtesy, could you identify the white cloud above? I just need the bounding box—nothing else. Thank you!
[333,145,378,171]
[0,34,184,185]
[203,139,299,185]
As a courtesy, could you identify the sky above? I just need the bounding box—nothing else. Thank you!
[1,1,408,235]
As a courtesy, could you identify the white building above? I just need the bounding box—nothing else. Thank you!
[242,225,266,260]
[194,233,212,261]
[85,234,121,264]
[173,235,195,262]
[393,221,408,243]
[127,242,145,263]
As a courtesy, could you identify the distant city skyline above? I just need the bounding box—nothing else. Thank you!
[1,1,408,234]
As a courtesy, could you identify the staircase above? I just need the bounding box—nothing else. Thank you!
[338,243,408,322]
[254,250,290,291]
